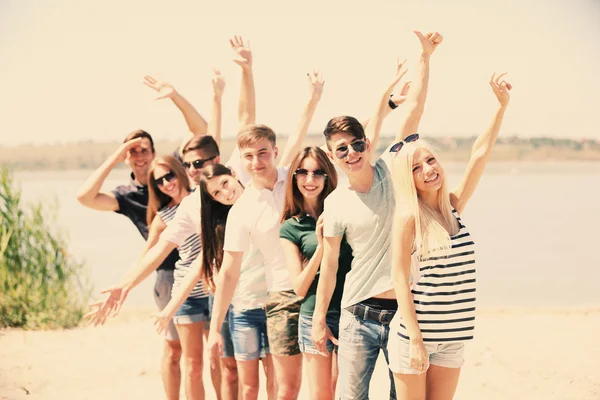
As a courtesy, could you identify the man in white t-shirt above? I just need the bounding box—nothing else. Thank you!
[207,71,324,399]
[312,31,444,400]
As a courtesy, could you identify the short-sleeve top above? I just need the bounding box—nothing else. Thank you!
[280,214,353,316]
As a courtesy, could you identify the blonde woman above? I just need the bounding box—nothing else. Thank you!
[388,73,512,399]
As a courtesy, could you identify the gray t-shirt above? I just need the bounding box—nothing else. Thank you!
[323,155,396,309]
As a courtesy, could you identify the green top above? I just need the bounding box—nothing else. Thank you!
[279,214,353,316]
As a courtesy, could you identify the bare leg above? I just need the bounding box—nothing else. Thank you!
[162,339,182,400]
[262,356,276,400]
[220,357,239,400]
[272,354,302,400]
[425,365,461,400]
[393,371,427,400]
[176,322,206,400]
[304,353,334,400]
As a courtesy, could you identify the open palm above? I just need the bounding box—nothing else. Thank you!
[143,75,176,99]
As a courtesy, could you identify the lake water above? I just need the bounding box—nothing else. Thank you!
[13,162,600,309]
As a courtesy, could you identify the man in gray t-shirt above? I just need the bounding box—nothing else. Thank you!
[312,31,443,399]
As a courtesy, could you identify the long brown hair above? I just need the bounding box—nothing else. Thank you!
[281,146,338,222]
[199,164,242,291]
[147,156,190,226]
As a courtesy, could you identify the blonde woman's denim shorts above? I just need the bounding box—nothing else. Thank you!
[173,296,210,325]
[388,331,465,374]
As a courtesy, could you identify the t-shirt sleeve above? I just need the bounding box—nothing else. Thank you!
[160,192,200,247]
[279,219,300,246]
[223,202,250,253]
[322,195,345,237]
[110,185,129,214]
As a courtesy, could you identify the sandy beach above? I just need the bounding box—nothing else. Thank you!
[1,308,599,400]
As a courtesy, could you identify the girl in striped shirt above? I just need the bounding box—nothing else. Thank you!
[388,73,512,399]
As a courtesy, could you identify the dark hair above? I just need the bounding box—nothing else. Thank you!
[182,135,220,157]
[124,129,155,153]
[323,116,365,150]
[147,156,190,226]
[281,146,338,223]
[237,124,277,149]
[198,164,241,291]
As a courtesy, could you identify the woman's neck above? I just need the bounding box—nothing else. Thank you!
[170,189,190,206]
[419,190,440,212]
[303,198,322,219]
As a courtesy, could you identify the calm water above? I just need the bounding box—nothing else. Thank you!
[14,162,600,308]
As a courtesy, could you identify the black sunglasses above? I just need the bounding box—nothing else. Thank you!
[335,140,367,160]
[182,155,217,170]
[294,168,328,180]
[389,134,420,153]
[154,171,177,187]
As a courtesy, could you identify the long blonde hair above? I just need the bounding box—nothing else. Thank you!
[391,140,459,258]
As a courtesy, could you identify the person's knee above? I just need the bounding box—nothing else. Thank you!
[184,355,204,378]
[277,380,301,399]
[164,341,182,363]
[221,359,238,385]
[241,383,259,399]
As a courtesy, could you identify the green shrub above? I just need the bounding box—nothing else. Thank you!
[0,167,90,329]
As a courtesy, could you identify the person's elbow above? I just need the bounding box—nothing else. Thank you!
[292,282,307,298]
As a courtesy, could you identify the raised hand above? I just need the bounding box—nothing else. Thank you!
[230,35,252,69]
[307,70,325,100]
[143,75,177,100]
[489,72,512,107]
[212,68,226,98]
[391,58,411,105]
[414,31,444,56]
[114,137,143,163]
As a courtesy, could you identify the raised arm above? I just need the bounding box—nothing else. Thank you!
[278,70,324,167]
[364,63,408,159]
[280,216,325,297]
[207,250,244,368]
[143,75,208,137]
[311,234,342,354]
[208,68,226,147]
[394,31,443,143]
[76,138,142,211]
[450,73,512,214]
[230,36,255,129]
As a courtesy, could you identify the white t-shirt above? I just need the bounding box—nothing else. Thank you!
[231,246,268,310]
[223,166,293,292]
[323,150,396,309]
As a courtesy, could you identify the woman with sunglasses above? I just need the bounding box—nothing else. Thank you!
[89,155,212,400]
[278,146,353,400]
[387,73,511,399]
[154,163,276,400]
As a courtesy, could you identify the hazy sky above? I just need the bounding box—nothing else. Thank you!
[1,0,599,146]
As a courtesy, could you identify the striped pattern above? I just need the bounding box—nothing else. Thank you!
[397,210,476,343]
[158,206,208,299]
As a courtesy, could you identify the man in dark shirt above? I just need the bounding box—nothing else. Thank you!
[77,129,184,400]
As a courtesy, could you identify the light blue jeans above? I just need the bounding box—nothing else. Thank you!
[337,309,397,400]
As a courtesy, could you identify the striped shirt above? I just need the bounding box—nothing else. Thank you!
[158,205,209,299]
[396,210,476,343]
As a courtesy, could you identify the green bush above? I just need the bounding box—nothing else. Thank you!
[0,167,90,329]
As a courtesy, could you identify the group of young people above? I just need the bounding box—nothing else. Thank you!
[80,31,512,400]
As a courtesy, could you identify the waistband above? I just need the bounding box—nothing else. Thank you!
[345,303,396,325]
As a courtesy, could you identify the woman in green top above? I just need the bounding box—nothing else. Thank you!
[280,146,352,400]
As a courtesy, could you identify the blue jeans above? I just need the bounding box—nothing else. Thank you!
[337,309,397,400]
[229,307,269,361]
[298,313,339,355]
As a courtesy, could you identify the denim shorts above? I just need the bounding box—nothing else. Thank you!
[298,313,339,355]
[388,330,465,374]
[208,295,235,359]
[229,307,269,361]
[153,270,179,341]
[173,296,210,324]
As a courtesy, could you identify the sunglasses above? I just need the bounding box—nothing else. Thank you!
[154,171,177,187]
[182,155,217,170]
[389,133,420,153]
[335,140,367,160]
[294,168,328,181]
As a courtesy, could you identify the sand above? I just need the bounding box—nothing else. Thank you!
[1,308,599,400]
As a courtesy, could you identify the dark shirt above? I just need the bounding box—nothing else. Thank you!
[280,214,353,316]
[111,173,178,271]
